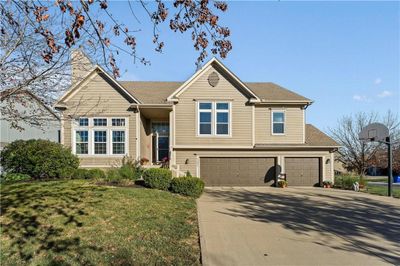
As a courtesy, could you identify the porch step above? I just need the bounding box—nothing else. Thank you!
[142,164,162,169]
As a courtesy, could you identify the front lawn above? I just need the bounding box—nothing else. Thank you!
[0,180,200,265]
[365,184,400,198]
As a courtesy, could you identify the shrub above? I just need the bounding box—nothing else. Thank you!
[334,175,360,190]
[0,173,31,183]
[72,168,92,179]
[105,168,133,185]
[58,168,76,179]
[0,139,79,179]
[58,168,105,180]
[119,165,135,179]
[170,177,205,198]
[142,168,172,190]
[106,168,123,184]
[120,156,143,180]
[185,171,192,177]
[88,168,106,179]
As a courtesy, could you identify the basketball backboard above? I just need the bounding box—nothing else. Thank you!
[359,123,389,142]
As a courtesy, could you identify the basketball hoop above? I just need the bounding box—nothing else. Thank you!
[358,123,389,143]
[359,123,393,197]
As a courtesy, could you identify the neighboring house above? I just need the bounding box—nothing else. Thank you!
[0,90,60,150]
[55,54,339,186]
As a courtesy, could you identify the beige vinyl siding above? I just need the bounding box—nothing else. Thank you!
[61,72,137,166]
[63,118,72,148]
[255,105,304,144]
[175,149,333,181]
[63,73,132,116]
[175,66,252,146]
[140,114,152,161]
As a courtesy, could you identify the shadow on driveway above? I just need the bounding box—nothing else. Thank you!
[205,187,400,265]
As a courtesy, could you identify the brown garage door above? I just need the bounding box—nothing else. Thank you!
[285,157,321,186]
[200,157,276,186]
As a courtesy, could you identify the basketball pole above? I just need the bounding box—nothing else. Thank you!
[387,136,393,197]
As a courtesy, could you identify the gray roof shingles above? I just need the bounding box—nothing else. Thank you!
[255,124,339,148]
[119,81,336,147]
[119,81,311,104]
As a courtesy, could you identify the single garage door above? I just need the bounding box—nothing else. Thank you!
[285,157,321,186]
[200,157,276,186]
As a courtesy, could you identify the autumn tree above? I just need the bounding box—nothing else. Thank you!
[329,110,400,176]
[0,0,232,129]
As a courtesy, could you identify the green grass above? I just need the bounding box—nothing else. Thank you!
[0,180,200,265]
[366,178,389,182]
[364,185,400,198]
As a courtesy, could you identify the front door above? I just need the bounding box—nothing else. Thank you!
[152,122,169,162]
[157,136,169,161]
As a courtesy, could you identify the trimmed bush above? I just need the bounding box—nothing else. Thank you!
[58,168,76,179]
[0,139,79,179]
[170,177,204,198]
[142,168,172,190]
[106,168,122,182]
[105,168,135,185]
[88,168,106,179]
[58,168,105,179]
[71,168,92,179]
[334,175,360,190]
[120,156,143,180]
[0,173,31,183]
[118,165,142,181]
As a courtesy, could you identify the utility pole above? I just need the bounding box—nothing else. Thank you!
[387,136,393,197]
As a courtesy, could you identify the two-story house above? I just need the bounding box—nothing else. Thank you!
[55,52,339,187]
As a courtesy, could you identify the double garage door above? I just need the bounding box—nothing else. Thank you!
[200,157,321,187]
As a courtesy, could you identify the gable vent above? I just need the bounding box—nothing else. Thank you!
[208,72,219,87]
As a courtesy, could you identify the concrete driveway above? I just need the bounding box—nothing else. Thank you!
[197,187,400,266]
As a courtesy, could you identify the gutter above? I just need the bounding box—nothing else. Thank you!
[130,103,173,109]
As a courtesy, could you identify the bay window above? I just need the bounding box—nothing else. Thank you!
[73,117,127,155]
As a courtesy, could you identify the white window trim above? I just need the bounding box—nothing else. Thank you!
[271,110,285,135]
[78,117,89,127]
[93,117,108,127]
[111,129,127,155]
[197,101,213,136]
[111,118,126,127]
[72,117,129,157]
[215,102,231,136]
[197,101,232,137]
[75,130,89,155]
[93,129,108,155]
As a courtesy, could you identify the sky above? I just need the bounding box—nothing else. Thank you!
[108,1,399,132]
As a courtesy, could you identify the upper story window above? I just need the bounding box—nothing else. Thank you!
[73,117,127,156]
[198,102,231,136]
[199,103,212,135]
[272,111,285,134]
[216,103,229,135]
[94,118,107,127]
